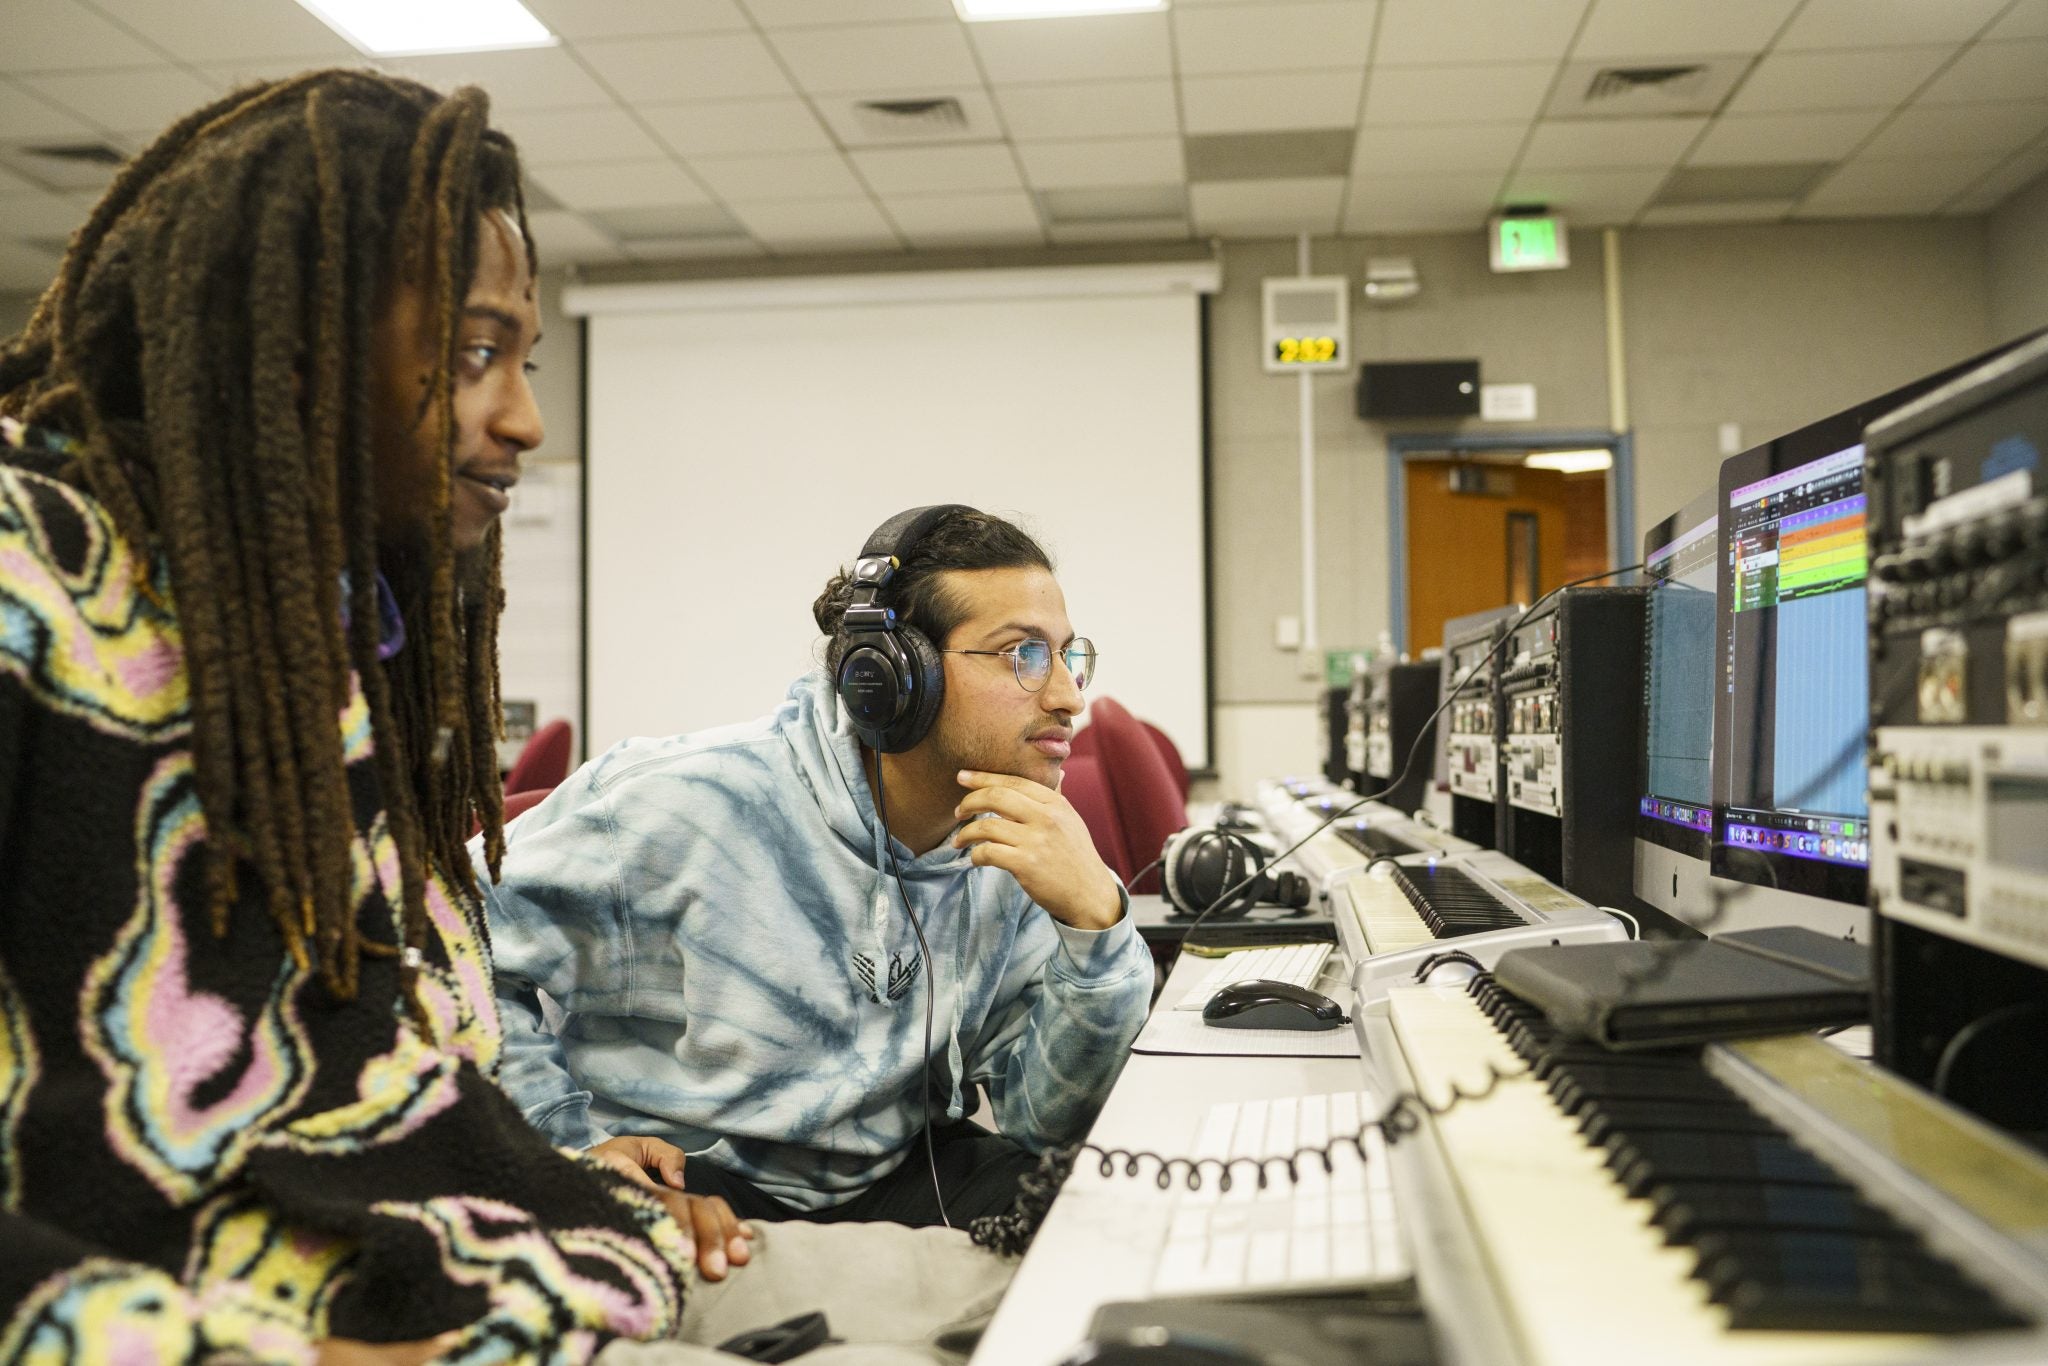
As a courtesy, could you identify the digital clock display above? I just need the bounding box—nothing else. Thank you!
[1273,336,1340,365]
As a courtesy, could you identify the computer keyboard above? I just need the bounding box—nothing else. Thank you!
[1173,943,1335,1010]
[1150,1091,1411,1297]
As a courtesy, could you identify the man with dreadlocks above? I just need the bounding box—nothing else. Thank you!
[0,69,780,1363]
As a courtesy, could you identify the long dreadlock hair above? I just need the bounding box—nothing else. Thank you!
[0,70,530,1003]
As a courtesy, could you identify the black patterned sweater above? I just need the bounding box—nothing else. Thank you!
[0,427,691,1363]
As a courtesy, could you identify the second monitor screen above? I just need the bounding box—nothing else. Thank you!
[1715,437,1872,904]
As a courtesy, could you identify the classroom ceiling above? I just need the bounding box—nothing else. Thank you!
[2,0,2046,285]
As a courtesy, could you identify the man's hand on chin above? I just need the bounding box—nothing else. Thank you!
[951,769,1124,931]
[587,1135,756,1280]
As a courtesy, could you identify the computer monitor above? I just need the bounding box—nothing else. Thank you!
[1712,422,1874,938]
[1633,486,1726,922]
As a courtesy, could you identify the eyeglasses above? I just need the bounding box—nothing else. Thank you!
[943,638,1096,693]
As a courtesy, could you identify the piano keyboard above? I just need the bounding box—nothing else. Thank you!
[1334,853,1626,1007]
[1384,977,2036,1365]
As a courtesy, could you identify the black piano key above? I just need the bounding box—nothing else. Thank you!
[1649,1181,1915,1243]
[1613,1135,1843,1196]
[1694,1233,2025,1332]
[1581,1101,1780,1146]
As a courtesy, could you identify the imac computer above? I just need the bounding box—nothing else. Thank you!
[1633,486,1729,925]
[1712,422,1874,938]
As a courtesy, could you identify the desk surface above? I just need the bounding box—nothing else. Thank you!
[971,955,1367,1366]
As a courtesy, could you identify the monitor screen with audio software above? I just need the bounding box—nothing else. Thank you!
[1633,486,1722,920]
[1705,349,2024,939]
[1714,432,1873,923]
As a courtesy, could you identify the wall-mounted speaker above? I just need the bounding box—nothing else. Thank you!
[1356,359,1481,420]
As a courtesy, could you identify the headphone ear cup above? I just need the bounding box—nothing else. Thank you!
[877,625,945,753]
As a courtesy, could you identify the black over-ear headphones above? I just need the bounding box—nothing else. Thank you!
[835,504,975,753]
[1159,827,1313,919]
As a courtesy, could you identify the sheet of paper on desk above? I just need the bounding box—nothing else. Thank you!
[1134,1008,1362,1058]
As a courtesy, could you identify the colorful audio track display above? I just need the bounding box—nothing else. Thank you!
[1722,444,1871,870]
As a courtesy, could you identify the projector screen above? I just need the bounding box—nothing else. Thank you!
[572,262,1215,768]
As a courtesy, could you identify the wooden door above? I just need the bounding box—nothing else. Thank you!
[1403,461,1607,653]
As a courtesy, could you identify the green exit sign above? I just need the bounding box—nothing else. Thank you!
[1490,213,1570,272]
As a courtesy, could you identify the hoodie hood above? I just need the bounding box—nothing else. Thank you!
[780,670,973,879]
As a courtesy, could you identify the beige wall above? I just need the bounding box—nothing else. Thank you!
[0,291,36,338]
[1989,168,2048,345]
[1209,219,1993,718]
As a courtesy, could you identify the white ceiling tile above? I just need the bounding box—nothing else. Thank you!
[882,190,1044,246]
[1724,47,1953,114]
[1344,172,1504,224]
[525,209,627,263]
[0,80,104,143]
[1182,70,1364,134]
[642,97,836,156]
[1173,2,1378,75]
[493,105,670,164]
[21,68,218,138]
[746,0,955,24]
[1520,116,1705,169]
[850,144,1024,193]
[1571,0,1799,60]
[1,0,167,73]
[770,22,982,94]
[1015,136,1182,188]
[1806,154,2009,203]
[1985,0,2048,41]
[0,165,44,196]
[86,0,356,63]
[1363,63,1558,125]
[692,151,868,200]
[1637,199,1795,225]
[1920,39,2048,105]
[992,80,1179,139]
[1350,123,1523,175]
[522,0,751,38]
[624,234,764,259]
[1342,203,1494,232]
[1790,197,1931,218]
[532,159,711,211]
[384,48,614,111]
[0,188,96,239]
[1950,141,2048,208]
[1376,0,1588,66]
[1047,218,1192,243]
[732,196,899,245]
[1688,109,1888,165]
[0,238,62,290]
[1500,167,1666,221]
[1189,176,1342,233]
[968,12,1172,83]
[576,33,794,103]
[813,87,1006,145]
[1778,0,2008,50]
[1860,101,2048,161]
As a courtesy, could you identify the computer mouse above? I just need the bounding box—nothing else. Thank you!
[1201,979,1349,1031]
[1059,1329,1268,1366]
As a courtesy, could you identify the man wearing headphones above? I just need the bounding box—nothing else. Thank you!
[473,506,1152,1235]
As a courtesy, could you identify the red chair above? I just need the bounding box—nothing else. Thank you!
[1059,754,1132,882]
[1085,696,1188,894]
[502,786,551,823]
[1140,720,1190,800]
[505,718,572,795]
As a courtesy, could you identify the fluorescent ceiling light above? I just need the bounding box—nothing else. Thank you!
[955,0,1166,20]
[1524,449,1613,474]
[294,0,556,56]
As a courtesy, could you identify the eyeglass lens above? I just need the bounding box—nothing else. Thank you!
[1012,639,1095,692]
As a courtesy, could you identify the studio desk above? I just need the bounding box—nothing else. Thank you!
[972,861,2048,1366]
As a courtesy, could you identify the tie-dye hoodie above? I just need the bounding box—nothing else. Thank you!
[474,672,1153,1212]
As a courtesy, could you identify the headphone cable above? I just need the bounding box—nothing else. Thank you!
[870,751,952,1230]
